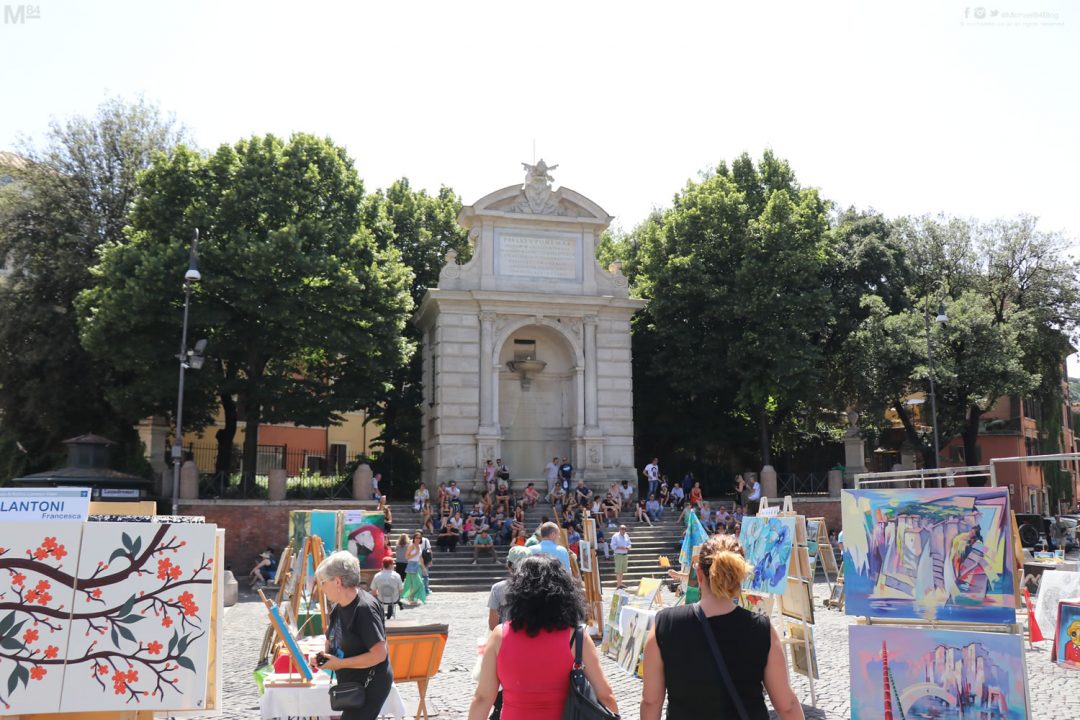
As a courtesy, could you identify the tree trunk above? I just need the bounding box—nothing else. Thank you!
[758,409,772,467]
[893,401,932,468]
[214,391,237,475]
[241,401,262,495]
[962,405,986,485]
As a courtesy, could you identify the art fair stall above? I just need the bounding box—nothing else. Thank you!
[844,472,1029,719]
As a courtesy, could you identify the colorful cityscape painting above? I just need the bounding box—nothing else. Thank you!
[849,625,1028,719]
[739,516,797,595]
[841,488,1015,622]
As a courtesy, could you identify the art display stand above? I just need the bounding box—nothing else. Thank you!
[580,512,604,635]
[773,497,817,707]
[259,543,295,663]
[848,468,1032,719]
[824,563,845,611]
[806,516,838,590]
[257,590,313,687]
[289,536,329,638]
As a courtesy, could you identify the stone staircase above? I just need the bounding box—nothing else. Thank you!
[384,500,688,593]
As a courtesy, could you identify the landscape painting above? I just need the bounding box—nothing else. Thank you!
[739,516,797,595]
[849,625,1028,720]
[842,488,1015,622]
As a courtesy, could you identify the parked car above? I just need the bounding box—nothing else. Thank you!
[1014,513,1050,548]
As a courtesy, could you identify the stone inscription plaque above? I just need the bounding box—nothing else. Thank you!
[495,231,579,280]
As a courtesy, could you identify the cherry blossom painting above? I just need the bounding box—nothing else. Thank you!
[0,522,82,714]
[59,522,217,711]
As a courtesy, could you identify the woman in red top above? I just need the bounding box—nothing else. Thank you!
[467,555,618,720]
[689,481,703,507]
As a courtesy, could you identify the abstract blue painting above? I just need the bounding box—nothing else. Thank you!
[738,516,796,595]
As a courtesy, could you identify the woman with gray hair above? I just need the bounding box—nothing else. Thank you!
[314,551,393,720]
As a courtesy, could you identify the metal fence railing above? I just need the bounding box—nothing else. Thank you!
[185,443,354,500]
[776,472,830,496]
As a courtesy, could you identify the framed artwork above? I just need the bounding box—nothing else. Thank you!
[788,622,818,679]
[1052,600,1080,669]
[841,488,1015,622]
[739,516,797,595]
[0,522,83,714]
[819,544,838,574]
[780,578,815,624]
[60,522,218,711]
[739,591,772,616]
[341,511,385,570]
[601,592,629,655]
[288,511,311,554]
[1034,571,1080,641]
[579,540,592,574]
[849,625,1029,719]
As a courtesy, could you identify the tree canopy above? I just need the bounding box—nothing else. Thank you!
[77,133,415,491]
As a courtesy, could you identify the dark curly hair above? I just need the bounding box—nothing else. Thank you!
[504,554,585,637]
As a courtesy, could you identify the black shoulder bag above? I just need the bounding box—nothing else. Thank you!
[327,601,375,711]
[561,626,620,720]
[693,604,750,720]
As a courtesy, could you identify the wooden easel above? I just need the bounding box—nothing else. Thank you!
[259,543,294,663]
[824,563,845,611]
[257,589,312,687]
[776,496,817,707]
[807,516,838,590]
[291,535,329,638]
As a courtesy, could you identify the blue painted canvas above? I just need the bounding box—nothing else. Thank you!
[738,516,796,595]
[842,488,1015,623]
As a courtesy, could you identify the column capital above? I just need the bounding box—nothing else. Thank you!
[480,310,497,324]
[583,314,599,326]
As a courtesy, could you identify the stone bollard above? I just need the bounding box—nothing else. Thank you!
[352,463,373,500]
[828,469,843,497]
[760,465,778,500]
[223,570,239,606]
[269,468,287,501]
[179,459,199,499]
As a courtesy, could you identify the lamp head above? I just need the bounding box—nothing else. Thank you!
[184,267,201,282]
[185,228,201,282]
[935,303,948,323]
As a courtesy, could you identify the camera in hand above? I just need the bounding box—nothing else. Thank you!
[315,652,329,667]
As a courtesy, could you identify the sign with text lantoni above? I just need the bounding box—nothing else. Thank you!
[0,487,91,522]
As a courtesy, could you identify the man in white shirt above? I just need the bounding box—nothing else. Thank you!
[618,479,634,510]
[610,525,632,589]
[544,456,560,500]
[747,477,762,514]
[643,457,660,499]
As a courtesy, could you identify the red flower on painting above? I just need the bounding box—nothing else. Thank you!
[168,564,182,580]
[32,548,47,560]
[177,591,199,616]
[97,664,109,675]
[44,645,58,659]
[25,590,38,603]
[34,591,52,606]
[29,666,46,681]
[34,579,50,593]
[125,669,138,683]
[161,616,173,628]
[146,641,162,655]
[11,572,25,586]
[91,589,102,599]
[157,558,174,580]
[51,544,67,561]
[22,628,38,644]
[112,670,128,694]
[42,537,58,551]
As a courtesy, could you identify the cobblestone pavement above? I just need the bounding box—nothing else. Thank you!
[203,583,1077,719]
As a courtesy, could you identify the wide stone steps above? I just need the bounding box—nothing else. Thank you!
[383,502,690,592]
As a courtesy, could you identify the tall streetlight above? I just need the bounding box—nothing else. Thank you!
[171,230,207,516]
[924,296,949,469]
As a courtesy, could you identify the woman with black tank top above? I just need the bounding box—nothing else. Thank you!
[639,534,803,720]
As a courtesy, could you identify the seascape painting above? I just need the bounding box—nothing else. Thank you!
[842,488,1015,622]
[738,516,797,595]
[849,625,1028,720]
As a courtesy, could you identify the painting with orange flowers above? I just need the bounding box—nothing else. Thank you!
[0,522,217,713]
[0,522,82,713]
[59,522,216,711]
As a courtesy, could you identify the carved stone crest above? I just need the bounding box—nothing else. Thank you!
[511,159,566,216]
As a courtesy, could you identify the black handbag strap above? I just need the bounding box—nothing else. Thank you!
[570,625,584,669]
[693,604,750,720]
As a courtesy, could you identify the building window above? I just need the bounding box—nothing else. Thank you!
[305,454,326,474]
[513,338,537,361]
[329,443,348,474]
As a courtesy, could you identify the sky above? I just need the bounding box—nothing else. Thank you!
[2,0,1079,358]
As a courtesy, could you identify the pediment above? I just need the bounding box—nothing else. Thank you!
[462,184,611,226]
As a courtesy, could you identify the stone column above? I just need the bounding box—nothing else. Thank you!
[828,469,843,497]
[268,468,287,501]
[583,315,599,430]
[179,460,199,500]
[352,463,372,500]
[760,465,778,500]
[479,311,496,430]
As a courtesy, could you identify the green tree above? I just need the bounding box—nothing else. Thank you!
[0,97,183,480]
[359,179,470,496]
[630,151,833,469]
[78,134,414,492]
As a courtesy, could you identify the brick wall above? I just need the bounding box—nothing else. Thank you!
[178,499,378,574]
[788,498,842,537]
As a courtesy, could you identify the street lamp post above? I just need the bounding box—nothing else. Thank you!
[171,230,204,516]
[924,296,949,469]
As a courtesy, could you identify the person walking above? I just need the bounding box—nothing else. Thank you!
[611,525,632,589]
[639,534,803,720]
[369,556,404,619]
[314,551,393,720]
[558,457,574,494]
[528,521,571,572]
[644,457,660,499]
[393,534,409,581]
[544,456,560,501]
[483,546,532,720]
[402,534,428,605]
[468,555,619,720]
